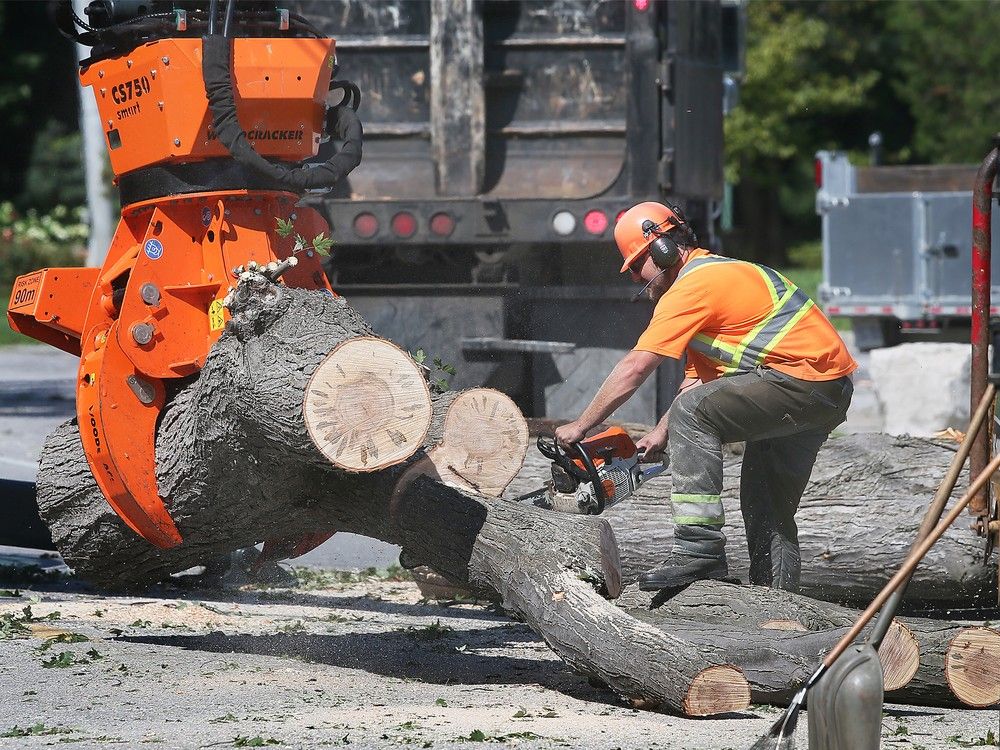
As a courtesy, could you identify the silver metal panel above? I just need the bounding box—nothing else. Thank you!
[923,192,1000,302]
[824,194,918,301]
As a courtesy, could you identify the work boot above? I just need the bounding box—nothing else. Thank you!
[638,524,728,591]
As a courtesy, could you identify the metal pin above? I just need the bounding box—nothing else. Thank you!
[174,138,181,146]
[139,283,161,306]
[131,322,155,345]
[126,375,156,405]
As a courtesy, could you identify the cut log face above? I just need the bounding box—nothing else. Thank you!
[880,621,920,692]
[431,388,529,496]
[945,627,1000,707]
[304,336,432,471]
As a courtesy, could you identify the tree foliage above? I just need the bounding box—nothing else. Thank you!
[888,0,1000,163]
[725,0,1000,264]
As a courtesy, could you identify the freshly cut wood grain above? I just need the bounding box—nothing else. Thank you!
[304,336,431,471]
[944,627,1000,707]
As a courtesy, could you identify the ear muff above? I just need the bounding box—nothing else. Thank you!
[649,235,681,270]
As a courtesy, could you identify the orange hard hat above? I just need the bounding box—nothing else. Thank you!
[614,201,681,273]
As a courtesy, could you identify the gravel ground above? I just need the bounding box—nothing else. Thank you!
[0,569,997,750]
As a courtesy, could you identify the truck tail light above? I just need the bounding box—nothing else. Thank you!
[583,209,608,235]
[353,212,378,239]
[429,212,455,237]
[552,211,576,236]
[391,211,417,238]
[633,0,650,10]
[814,158,823,188]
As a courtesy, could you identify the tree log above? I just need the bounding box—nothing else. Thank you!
[505,438,999,605]
[35,276,750,716]
[619,580,998,708]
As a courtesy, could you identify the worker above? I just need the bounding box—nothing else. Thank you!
[555,202,856,592]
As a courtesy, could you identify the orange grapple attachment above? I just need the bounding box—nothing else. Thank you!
[76,323,182,548]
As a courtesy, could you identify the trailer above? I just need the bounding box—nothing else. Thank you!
[816,150,1000,351]
[296,0,744,422]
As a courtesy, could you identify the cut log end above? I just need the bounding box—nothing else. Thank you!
[944,626,1000,707]
[880,620,920,693]
[304,336,432,472]
[682,665,752,716]
[430,388,529,496]
[598,519,623,599]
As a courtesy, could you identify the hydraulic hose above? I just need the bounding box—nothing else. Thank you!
[201,34,363,193]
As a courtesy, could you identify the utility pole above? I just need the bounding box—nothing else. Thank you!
[73,0,115,267]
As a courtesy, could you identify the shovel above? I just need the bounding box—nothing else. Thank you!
[751,383,998,750]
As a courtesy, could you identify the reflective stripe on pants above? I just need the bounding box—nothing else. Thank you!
[667,367,853,590]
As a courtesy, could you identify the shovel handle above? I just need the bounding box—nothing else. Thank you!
[825,444,1000,668]
[868,382,996,648]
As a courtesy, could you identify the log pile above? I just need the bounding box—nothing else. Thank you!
[32,273,999,715]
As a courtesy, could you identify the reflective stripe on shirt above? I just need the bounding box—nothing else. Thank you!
[678,256,815,376]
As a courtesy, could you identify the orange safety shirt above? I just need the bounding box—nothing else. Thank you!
[634,248,857,382]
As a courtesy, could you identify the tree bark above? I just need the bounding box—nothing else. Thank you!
[505,437,999,606]
[619,580,996,708]
[35,276,750,717]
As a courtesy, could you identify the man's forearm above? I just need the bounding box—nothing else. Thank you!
[575,358,648,431]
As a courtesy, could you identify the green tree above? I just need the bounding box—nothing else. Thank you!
[725,1,900,264]
[887,0,1000,163]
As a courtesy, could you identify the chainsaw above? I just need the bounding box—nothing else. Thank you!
[520,427,667,515]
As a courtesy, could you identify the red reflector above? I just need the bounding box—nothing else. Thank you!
[391,212,417,238]
[828,306,841,314]
[814,159,823,188]
[353,212,378,239]
[633,0,649,10]
[429,212,455,237]
[881,306,893,314]
[583,210,608,235]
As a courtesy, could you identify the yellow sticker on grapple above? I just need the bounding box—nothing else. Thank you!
[209,299,226,332]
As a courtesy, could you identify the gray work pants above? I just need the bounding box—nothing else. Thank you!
[667,367,853,591]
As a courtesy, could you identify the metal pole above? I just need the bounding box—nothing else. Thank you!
[970,138,1000,525]
[73,0,116,267]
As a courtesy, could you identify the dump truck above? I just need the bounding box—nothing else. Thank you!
[298,0,744,423]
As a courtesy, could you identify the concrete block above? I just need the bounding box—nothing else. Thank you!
[868,343,970,436]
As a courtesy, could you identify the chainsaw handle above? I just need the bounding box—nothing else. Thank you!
[537,435,589,481]
[571,441,607,514]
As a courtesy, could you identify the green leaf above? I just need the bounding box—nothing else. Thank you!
[411,348,426,365]
[41,651,75,668]
[312,233,334,257]
[434,698,448,707]
[275,217,295,238]
[466,729,487,742]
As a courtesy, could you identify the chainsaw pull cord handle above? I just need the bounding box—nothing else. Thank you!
[868,382,997,650]
[571,441,607,514]
[201,17,363,192]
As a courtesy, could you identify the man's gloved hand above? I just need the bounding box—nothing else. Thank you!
[635,426,668,459]
[555,421,588,449]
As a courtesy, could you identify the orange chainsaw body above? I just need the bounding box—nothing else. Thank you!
[7,36,339,551]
